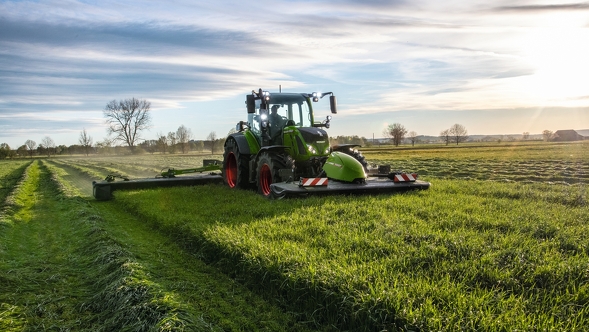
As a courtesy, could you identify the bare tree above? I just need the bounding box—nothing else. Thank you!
[383,123,407,147]
[79,128,93,156]
[449,124,468,145]
[439,129,451,146]
[25,139,37,158]
[176,125,192,154]
[103,98,151,152]
[41,136,56,157]
[207,131,217,154]
[96,137,114,155]
[522,132,530,140]
[156,132,168,154]
[17,145,28,158]
[408,131,418,147]
[167,132,177,154]
[0,143,12,160]
[542,130,554,142]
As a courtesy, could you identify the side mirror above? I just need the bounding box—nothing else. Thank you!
[330,96,337,114]
[246,95,255,114]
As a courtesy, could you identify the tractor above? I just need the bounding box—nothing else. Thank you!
[222,89,429,198]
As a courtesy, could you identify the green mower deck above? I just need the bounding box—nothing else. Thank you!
[270,178,431,198]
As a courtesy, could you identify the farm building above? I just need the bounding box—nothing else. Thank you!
[552,129,586,142]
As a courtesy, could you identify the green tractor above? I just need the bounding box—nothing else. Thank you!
[222,89,429,198]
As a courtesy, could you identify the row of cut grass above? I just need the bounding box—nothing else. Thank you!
[0,160,31,210]
[363,141,589,162]
[112,179,589,331]
[45,158,315,331]
[1,161,194,330]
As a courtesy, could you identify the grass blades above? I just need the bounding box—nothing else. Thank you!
[0,161,190,330]
[113,179,589,331]
[0,160,31,217]
[1,158,313,331]
[2,141,588,330]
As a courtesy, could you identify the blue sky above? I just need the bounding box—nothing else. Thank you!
[1,0,588,148]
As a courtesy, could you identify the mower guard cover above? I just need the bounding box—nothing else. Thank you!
[270,177,430,198]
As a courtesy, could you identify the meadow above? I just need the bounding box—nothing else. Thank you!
[1,141,588,331]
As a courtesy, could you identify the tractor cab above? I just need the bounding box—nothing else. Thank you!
[242,89,337,149]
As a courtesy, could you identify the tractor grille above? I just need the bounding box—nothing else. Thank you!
[298,127,330,156]
[299,128,328,144]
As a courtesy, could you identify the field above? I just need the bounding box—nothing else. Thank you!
[1,141,588,331]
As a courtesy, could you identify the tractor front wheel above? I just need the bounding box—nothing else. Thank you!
[223,138,251,189]
[256,152,290,197]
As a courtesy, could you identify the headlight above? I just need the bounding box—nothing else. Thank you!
[307,145,317,154]
[260,113,267,120]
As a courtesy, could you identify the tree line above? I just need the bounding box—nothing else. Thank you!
[0,97,565,160]
[382,123,469,147]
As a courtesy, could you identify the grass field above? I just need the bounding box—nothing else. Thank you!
[1,141,588,331]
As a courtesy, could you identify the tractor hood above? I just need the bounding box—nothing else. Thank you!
[323,151,367,182]
[297,127,330,157]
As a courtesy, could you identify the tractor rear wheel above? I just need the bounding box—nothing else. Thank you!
[256,152,291,197]
[223,138,251,189]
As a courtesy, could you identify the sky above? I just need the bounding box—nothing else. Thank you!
[1,0,588,148]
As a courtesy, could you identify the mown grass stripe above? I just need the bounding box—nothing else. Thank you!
[0,161,196,331]
[45,159,310,331]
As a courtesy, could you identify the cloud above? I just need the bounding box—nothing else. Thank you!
[1,0,588,147]
[494,2,589,12]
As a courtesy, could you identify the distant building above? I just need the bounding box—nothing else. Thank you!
[552,130,586,142]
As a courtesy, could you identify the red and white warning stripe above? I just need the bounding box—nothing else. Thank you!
[392,173,418,183]
[299,177,329,187]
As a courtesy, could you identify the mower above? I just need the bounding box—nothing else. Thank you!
[92,88,430,200]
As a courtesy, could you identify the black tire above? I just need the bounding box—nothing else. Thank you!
[256,152,292,197]
[222,138,251,189]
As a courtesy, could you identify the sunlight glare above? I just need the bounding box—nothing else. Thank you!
[520,17,589,106]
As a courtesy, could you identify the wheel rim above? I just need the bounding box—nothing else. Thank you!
[225,152,237,188]
[259,164,272,196]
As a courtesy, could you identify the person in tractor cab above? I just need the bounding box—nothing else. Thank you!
[269,105,285,144]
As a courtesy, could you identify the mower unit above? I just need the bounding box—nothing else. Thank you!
[92,160,223,200]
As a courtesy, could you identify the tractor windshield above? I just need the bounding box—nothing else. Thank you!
[270,93,312,128]
[249,93,312,134]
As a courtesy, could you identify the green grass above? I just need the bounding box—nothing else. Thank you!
[112,178,589,330]
[1,159,313,331]
[3,141,588,330]
[0,161,193,330]
[0,160,31,211]
[363,141,589,184]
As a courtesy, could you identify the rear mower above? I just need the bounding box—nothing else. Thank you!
[92,160,224,200]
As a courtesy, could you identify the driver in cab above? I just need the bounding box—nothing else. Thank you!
[269,105,285,138]
[268,105,286,144]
